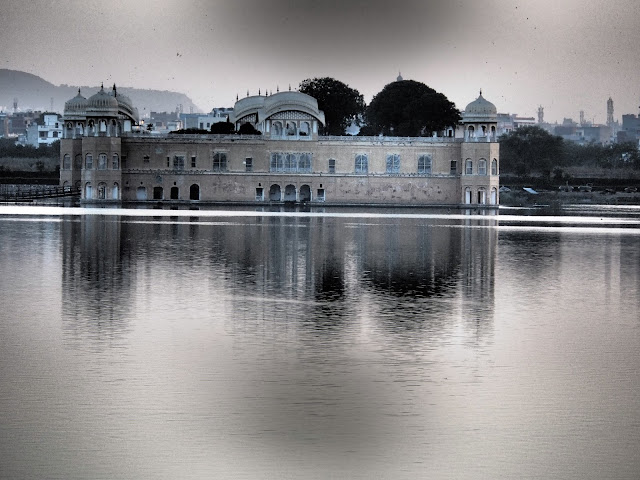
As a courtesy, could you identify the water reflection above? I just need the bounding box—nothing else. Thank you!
[58,213,497,350]
[60,216,133,347]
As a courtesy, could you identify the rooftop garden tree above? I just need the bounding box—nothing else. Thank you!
[365,80,460,137]
[299,77,365,135]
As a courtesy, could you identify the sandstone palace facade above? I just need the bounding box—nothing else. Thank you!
[59,84,499,206]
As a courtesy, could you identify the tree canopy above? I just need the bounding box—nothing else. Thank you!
[210,120,235,134]
[298,77,365,135]
[498,126,565,176]
[364,80,461,137]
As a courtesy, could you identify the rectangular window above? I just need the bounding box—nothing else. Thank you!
[144,155,150,165]
[86,154,93,169]
[317,188,325,201]
[355,154,368,174]
[98,154,107,170]
[112,154,119,169]
[465,160,473,175]
[245,157,253,172]
[328,159,336,173]
[450,160,457,174]
[200,122,204,129]
[255,187,264,201]
[173,155,185,170]
[167,156,170,167]
[53,131,58,138]
[478,160,487,175]
[212,152,227,172]
[418,155,432,174]
[39,131,47,138]
[191,156,197,168]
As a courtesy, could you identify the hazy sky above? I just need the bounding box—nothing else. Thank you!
[2,0,639,123]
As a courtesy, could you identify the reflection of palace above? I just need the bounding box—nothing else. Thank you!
[60,215,133,343]
[59,83,500,206]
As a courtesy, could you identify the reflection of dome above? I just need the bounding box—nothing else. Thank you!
[64,89,87,113]
[464,90,497,116]
[86,85,119,114]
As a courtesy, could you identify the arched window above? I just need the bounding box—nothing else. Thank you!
[153,187,163,200]
[285,153,297,171]
[478,158,487,175]
[98,153,107,170]
[62,154,71,170]
[464,187,472,204]
[112,183,119,200]
[298,153,311,172]
[355,154,368,174]
[112,154,119,170]
[300,122,310,136]
[170,186,179,200]
[136,186,147,201]
[212,152,227,172]
[85,153,93,170]
[270,153,284,172]
[418,155,432,174]
[386,154,400,174]
[467,125,475,137]
[465,159,473,175]
[491,158,498,175]
[85,182,93,199]
[491,188,497,205]
[272,122,282,136]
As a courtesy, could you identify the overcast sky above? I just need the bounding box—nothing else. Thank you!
[1,0,639,123]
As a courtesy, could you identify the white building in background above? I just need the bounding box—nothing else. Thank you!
[25,113,64,147]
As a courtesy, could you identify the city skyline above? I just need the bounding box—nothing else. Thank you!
[1,0,639,124]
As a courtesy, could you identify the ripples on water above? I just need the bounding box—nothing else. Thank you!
[0,204,639,479]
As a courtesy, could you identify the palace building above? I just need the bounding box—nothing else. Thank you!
[59,84,499,206]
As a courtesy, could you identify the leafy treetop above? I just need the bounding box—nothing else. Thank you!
[365,80,461,137]
[299,77,365,136]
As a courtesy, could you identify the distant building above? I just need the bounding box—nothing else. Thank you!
[25,112,63,147]
[180,108,233,130]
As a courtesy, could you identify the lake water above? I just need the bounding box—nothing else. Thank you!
[1,204,639,479]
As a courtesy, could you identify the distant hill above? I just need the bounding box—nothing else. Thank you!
[0,69,202,116]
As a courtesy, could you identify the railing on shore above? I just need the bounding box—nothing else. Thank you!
[0,184,81,201]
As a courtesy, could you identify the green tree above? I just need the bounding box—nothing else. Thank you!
[298,77,365,135]
[210,120,235,134]
[499,126,564,177]
[238,122,261,135]
[365,80,460,137]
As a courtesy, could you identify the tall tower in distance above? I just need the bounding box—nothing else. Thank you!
[580,110,585,125]
[607,97,614,126]
[537,105,544,124]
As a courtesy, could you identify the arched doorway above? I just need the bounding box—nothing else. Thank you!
[190,184,200,200]
[269,184,281,201]
[464,187,472,204]
[284,184,296,202]
[97,182,107,200]
[170,187,179,200]
[490,188,497,205]
[153,186,163,200]
[85,183,93,199]
[477,189,486,204]
[112,183,119,200]
[299,184,311,202]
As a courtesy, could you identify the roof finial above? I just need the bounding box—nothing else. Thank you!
[258,88,261,95]
[277,85,279,92]
[236,93,239,101]
[246,89,249,97]
[480,88,482,96]
[288,84,291,91]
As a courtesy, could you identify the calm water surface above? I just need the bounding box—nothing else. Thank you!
[1,205,639,479]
